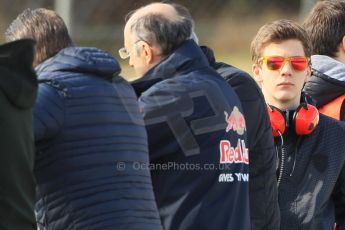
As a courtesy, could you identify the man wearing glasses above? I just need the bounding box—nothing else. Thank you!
[251,19,345,230]
[120,2,251,230]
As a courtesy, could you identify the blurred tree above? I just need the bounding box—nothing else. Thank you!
[299,0,318,21]
[55,0,73,35]
[0,0,312,75]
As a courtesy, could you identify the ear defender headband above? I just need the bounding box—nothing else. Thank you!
[267,103,319,137]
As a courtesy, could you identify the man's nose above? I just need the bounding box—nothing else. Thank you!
[280,60,293,76]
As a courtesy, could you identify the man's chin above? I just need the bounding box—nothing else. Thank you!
[275,94,301,109]
[276,91,298,102]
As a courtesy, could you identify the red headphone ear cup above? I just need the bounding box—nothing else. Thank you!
[267,105,286,137]
[294,104,319,135]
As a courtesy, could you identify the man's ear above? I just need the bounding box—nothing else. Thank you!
[139,41,154,64]
[341,35,345,52]
[334,36,345,63]
[252,63,263,83]
[305,65,312,83]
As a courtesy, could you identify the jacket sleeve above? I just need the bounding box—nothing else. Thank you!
[334,164,345,230]
[249,97,280,230]
[33,83,65,142]
[218,65,280,230]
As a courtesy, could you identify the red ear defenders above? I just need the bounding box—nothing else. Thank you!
[267,104,319,137]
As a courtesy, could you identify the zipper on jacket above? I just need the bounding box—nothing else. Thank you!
[276,132,285,188]
[277,145,286,188]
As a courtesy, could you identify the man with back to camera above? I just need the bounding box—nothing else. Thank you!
[6,8,162,230]
[120,2,251,230]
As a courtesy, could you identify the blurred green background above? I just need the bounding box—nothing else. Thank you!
[0,0,318,80]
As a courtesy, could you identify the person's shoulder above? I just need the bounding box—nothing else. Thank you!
[316,115,345,160]
[215,62,264,101]
[139,69,219,101]
[146,67,215,89]
[139,78,178,97]
[38,46,121,78]
[216,62,252,80]
[60,46,113,57]
[36,81,65,108]
[319,113,345,132]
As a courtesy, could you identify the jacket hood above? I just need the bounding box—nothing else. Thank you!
[311,55,345,82]
[303,55,345,107]
[131,40,210,95]
[36,47,121,81]
[0,39,37,109]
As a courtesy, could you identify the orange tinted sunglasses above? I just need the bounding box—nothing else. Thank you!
[258,56,310,71]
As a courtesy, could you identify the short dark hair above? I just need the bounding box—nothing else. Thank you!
[250,19,312,63]
[127,3,193,56]
[303,0,345,57]
[5,8,73,66]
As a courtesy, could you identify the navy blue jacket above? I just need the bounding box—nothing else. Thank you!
[274,113,345,230]
[132,40,251,230]
[201,46,280,230]
[33,47,162,230]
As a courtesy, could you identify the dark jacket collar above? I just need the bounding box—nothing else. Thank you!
[303,69,345,107]
[36,47,121,81]
[200,45,216,67]
[131,40,210,96]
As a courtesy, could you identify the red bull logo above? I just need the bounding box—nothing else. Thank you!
[219,139,249,164]
[224,106,246,135]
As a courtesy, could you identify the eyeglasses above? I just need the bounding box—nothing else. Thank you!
[258,56,310,71]
[118,40,143,59]
[118,47,130,59]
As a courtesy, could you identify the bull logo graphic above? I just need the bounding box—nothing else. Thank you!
[224,106,246,135]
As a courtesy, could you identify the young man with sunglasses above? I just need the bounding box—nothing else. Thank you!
[251,19,345,230]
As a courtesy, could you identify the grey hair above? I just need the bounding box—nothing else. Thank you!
[128,3,194,56]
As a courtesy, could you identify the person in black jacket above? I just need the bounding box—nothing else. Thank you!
[303,0,345,121]
[201,46,280,230]
[121,2,250,230]
[251,19,345,230]
[0,39,37,230]
[6,8,162,230]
